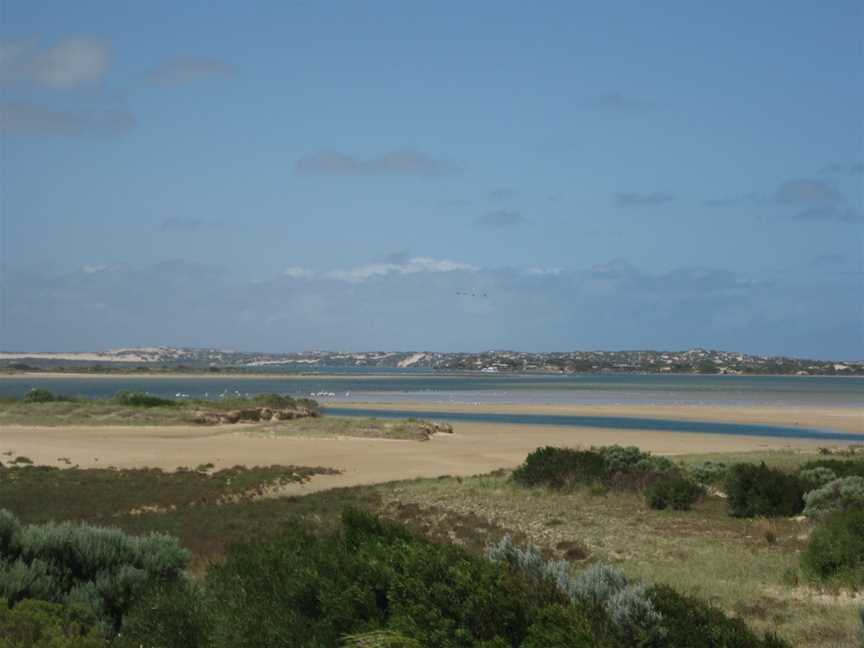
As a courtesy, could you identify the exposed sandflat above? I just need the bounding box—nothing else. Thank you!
[332,401,864,435]
[2,402,858,496]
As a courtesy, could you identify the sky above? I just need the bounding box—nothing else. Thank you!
[0,1,862,359]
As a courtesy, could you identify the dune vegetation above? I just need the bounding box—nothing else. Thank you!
[0,446,863,646]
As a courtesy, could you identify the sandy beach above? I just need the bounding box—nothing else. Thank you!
[2,401,859,495]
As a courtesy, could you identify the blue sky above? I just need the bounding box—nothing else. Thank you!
[1,1,862,358]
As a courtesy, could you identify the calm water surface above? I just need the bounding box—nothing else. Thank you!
[0,372,861,408]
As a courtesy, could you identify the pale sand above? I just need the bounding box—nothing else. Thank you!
[1,402,859,496]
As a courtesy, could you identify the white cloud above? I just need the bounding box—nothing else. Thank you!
[0,101,134,137]
[324,257,475,283]
[526,267,562,276]
[0,38,110,88]
[283,266,316,279]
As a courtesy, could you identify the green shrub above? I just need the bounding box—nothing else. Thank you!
[511,445,683,493]
[0,598,105,647]
[116,581,211,648]
[111,391,176,408]
[799,459,864,480]
[646,475,702,510]
[647,585,789,648]
[803,476,864,519]
[725,463,806,518]
[203,509,567,648]
[520,605,594,648]
[689,461,729,485]
[511,447,606,490]
[800,510,864,586]
[341,630,423,648]
[0,510,21,557]
[799,467,838,488]
[0,510,189,633]
[21,389,58,404]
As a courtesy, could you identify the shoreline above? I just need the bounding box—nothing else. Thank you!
[1,370,861,380]
[331,401,864,435]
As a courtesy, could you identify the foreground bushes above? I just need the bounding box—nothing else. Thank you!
[0,598,105,647]
[800,510,864,586]
[725,463,806,518]
[0,509,189,633]
[121,510,787,648]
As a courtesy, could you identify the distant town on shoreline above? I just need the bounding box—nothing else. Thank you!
[1,347,862,376]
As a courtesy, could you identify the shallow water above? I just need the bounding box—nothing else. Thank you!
[0,372,861,408]
[324,407,864,442]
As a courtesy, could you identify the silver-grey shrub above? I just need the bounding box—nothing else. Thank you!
[486,535,663,639]
[799,467,838,488]
[803,476,864,519]
[0,508,189,632]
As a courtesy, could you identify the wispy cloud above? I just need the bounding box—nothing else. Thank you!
[774,178,843,207]
[295,150,457,177]
[146,58,236,85]
[792,206,862,223]
[323,257,475,283]
[0,38,110,89]
[474,209,526,227]
[0,101,135,137]
[614,192,675,207]
[7,258,859,358]
[705,178,859,222]
[821,162,864,176]
[581,92,654,112]
[489,187,518,202]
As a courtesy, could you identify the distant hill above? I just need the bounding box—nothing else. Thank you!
[1,347,862,375]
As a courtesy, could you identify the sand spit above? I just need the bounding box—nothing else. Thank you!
[2,402,857,496]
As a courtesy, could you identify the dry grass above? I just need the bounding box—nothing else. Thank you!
[248,417,447,441]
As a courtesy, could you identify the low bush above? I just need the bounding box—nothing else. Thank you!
[803,476,864,519]
[799,459,864,480]
[725,463,806,518]
[646,474,702,510]
[341,630,424,648]
[0,509,189,633]
[511,445,694,495]
[116,581,211,648]
[689,461,729,486]
[647,585,788,648]
[800,510,864,586]
[111,391,176,408]
[511,447,606,490]
[487,535,787,647]
[799,466,838,488]
[22,389,60,404]
[0,598,105,647]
